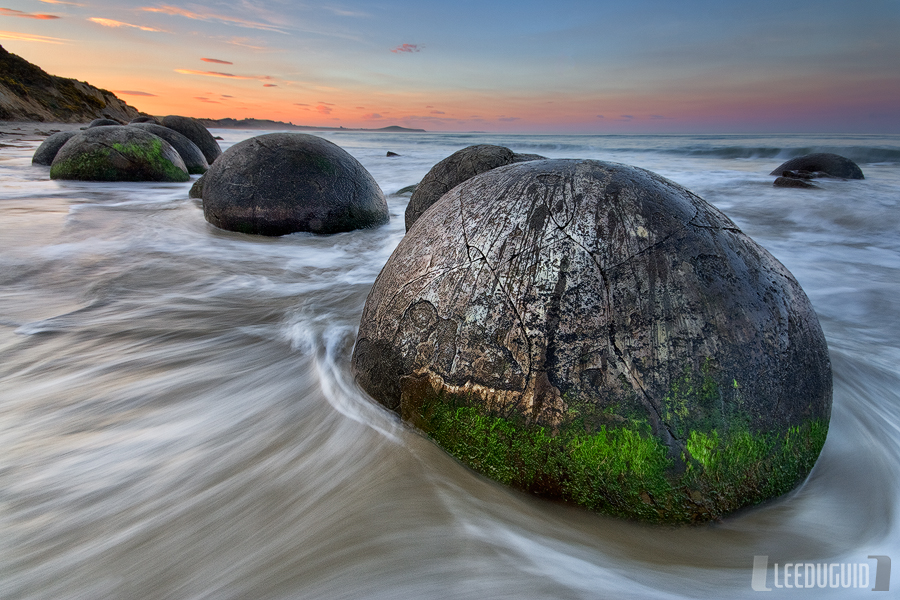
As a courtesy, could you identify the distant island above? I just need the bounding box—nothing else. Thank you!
[196,118,426,133]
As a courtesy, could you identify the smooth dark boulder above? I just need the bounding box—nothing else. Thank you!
[129,123,209,174]
[32,131,77,165]
[353,159,831,524]
[405,144,546,231]
[50,126,189,182]
[200,133,388,236]
[130,116,161,125]
[160,115,221,164]
[386,151,400,157]
[87,118,121,128]
[769,153,864,179]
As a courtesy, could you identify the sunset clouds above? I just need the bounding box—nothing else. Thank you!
[0,7,59,19]
[390,43,419,53]
[140,5,286,34]
[175,69,273,81]
[88,17,166,32]
[0,30,66,43]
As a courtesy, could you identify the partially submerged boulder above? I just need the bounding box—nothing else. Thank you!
[774,176,819,189]
[769,153,864,179]
[130,116,161,125]
[160,115,221,165]
[200,133,388,235]
[405,144,546,230]
[129,123,209,174]
[189,173,204,199]
[32,130,77,165]
[49,126,189,182]
[353,159,832,524]
[87,118,121,128]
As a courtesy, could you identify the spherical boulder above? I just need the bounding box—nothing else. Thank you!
[50,126,189,182]
[32,131,77,165]
[769,153,864,179]
[129,123,209,174]
[189,173,204,199]
[405,144,546,231]
[200,133,389,236]
[160,115,221,164]
[130,116,161,125]
[352,159,832,524]
[87,118,121,128]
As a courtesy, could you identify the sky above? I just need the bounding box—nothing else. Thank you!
[1,0,899,133]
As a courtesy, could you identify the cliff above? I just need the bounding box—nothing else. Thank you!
[0,44,142,123]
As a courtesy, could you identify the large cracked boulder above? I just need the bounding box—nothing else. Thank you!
[405,144,545,230]
[200,133,389,236]
[49,126,189,182]
[129,122,209,174]
[769,153,864,179]
[160,115,221,165]
[353,158,832,524]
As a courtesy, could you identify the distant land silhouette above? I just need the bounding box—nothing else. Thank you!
[197,118,426,133]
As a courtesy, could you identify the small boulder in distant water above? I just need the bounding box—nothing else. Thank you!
[32,131,77,166]
[160,115,222,165]
[50,126,189,182]
[387,151,400,157]
[405,144,546,231]
[200,133,389,236]
[769,153,864,179]
[774,176,820,189]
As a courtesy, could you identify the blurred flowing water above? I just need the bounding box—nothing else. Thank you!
[1,130,899,599]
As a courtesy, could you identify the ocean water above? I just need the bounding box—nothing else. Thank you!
[1,130,899,599]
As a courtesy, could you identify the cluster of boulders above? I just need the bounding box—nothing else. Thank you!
[350,144,834,524]
[33,117,391,236]
[32,114,221,182]
[770,152,864,188]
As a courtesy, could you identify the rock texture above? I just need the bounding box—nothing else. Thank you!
[50,126,189,182]
[769,153,864,179]
[160,115,221,164]
[353,159,832,523]
[200,133,389,236]
[129,123,209,174]
[32,130,77,165]
[0,44,142,123]
[405,144,546,230]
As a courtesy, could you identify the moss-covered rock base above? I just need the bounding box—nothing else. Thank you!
[416,387,827,524]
